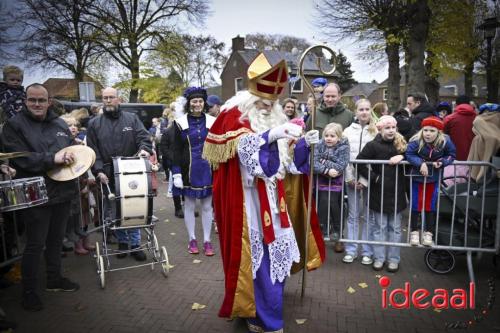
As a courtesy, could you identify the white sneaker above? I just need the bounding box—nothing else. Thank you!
[167,191,173,198]
[422,232,434,246]
[373,261,384,271]
[387,262,399,272]
[342,254,357,263]
[410,231,420,246]
[361,256,373,265]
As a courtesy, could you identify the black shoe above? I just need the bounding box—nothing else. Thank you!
[0,318,17,330]
[195,211,199,218]
[22,291,43,311]
[62,244,73,252]
[130,246,147,261]
[46,277,80,292]
[117,243,128,259]
[175,209,184,218]
[106,232,118,244]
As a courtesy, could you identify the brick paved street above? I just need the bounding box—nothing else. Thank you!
[1,184,499,333]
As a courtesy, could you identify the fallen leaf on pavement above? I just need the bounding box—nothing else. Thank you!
[193,259,202,264]
[434,308,442,313]
[358,282,368,288]
[170,232,176,235]
[347,286,356,294]
[295,319,307,325]
[375,274,382,279]
[192,303,206,310]
[164,219,170,223]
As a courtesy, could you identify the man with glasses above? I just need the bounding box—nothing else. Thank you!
[86,87,152,261]
[1,83,80,312]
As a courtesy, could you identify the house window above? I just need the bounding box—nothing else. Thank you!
[289,75,303,93]
[472,85,478,97]
[383,89,388,101]
[444,84,458,96]
[234,78,244,93]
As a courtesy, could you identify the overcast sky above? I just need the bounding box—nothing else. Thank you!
[17,0,388,86]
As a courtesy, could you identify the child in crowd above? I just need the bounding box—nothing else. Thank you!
[313,122,350,252]
[357,116,407,272]
[0,65,25,122]
[342,99,378,265]
[406,116,456,246]
[61,115,95,255]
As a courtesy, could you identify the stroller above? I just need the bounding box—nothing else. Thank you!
[424,162,499,275]
[94,156,170,288]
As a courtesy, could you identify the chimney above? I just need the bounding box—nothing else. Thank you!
[232,35,245,51]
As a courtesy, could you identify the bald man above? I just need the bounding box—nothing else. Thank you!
[86,87,153,261]
[307,83,354,135]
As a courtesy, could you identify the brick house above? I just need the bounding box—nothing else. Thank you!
[220,36,339,103]
[343,69,487,109]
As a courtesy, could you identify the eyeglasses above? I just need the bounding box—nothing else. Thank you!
[26,98,48,104]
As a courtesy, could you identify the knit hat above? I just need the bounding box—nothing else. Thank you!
[312,77,328,87]
[207,95,221,107]
[421,116,444,131]
[376,115,397,130]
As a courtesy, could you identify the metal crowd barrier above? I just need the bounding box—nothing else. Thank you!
[314,159,499,283]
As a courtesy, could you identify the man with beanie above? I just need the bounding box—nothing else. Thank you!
[206,95,222,117]
[444,95,476,160]
[86,87,153,261]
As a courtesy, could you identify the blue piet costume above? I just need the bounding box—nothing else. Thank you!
[171,87,216,198]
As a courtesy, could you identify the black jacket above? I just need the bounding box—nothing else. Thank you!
[393,110,414,142]
[86,107,152,177]
[160,125,175,170]
[357,134,407,214]
[410,102,436,133]
[1,107,77,205]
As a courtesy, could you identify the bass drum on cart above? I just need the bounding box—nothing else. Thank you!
[113,157,154,227]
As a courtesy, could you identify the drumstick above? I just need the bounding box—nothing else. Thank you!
[105,183,116,201]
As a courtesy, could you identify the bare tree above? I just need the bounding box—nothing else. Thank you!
[406,0,431,95]
[82,0,209,102]
[315,0,408,112]
[16,0,102,82]
[245,33,311,52]
[0,2,19,66]
[154,34,226,87]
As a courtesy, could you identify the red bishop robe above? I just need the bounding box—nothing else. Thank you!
[202,106,325,318]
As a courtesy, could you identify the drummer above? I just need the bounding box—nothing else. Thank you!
[1,83,80,312]
[86,87,152,261]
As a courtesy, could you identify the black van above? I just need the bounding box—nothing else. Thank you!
[59,101,165,129]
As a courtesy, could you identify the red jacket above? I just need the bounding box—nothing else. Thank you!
[444,104,476,160]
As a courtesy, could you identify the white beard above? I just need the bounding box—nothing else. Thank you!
[227,91,292,179]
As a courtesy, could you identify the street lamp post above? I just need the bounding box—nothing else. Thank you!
[479,16,500,102]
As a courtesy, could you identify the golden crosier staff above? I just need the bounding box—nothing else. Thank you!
[298,44,336,299]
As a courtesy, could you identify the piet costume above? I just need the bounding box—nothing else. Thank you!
[171,87,216,198]
[202,53,325,333]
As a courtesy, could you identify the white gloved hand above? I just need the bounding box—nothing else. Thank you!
[268,123,302,143]
[173,174,184,189]
[304,130,320,146]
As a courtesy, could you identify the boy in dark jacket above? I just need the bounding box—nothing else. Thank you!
[0,65,25,123]
[357,116,407,272]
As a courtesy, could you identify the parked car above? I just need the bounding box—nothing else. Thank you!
[59,101,165,129]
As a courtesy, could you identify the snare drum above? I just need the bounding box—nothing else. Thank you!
[113,157,153,227]
[0,177,48,212]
